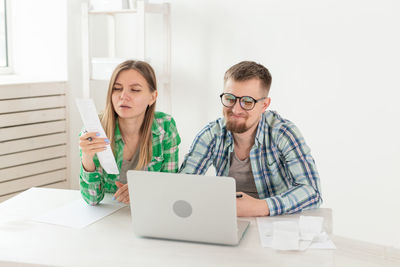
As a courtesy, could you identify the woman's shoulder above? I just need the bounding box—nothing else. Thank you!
[154,111,177,126]
[152,111,180,140]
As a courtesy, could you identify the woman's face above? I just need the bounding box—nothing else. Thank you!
[111,69,157,120]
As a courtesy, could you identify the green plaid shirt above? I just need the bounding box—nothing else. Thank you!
[80,111,181,205]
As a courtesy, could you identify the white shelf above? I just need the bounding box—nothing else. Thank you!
[82,1,172,112]
[89,9,138,15]
[91,57,126,81]
[88,3,168,15]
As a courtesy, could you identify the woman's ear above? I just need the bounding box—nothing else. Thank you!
[149,90,158,106]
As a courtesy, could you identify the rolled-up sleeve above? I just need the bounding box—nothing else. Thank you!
[79,150,105,205]
[266,124,322,216]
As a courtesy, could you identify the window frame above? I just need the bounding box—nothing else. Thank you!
[0,0,12,74]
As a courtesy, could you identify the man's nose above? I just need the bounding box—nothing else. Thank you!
[231,100,245,113]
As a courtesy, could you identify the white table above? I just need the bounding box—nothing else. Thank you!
[0,188,399,267]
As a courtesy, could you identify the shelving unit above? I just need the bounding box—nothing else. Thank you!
[81,0,171,112]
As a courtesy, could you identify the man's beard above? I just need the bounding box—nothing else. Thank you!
[225,111,249,133]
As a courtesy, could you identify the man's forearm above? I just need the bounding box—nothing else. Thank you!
[266,185,321,216]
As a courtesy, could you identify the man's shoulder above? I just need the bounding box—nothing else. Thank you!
[200,117,226,135]
[263,110,298,136]
[264,110,292,126]
[189,117,227,145]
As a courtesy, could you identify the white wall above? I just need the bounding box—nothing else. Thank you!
[9,0,67,81]
[67,0,86,195]
[67,0,400,247]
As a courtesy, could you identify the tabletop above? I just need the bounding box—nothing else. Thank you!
[0,187,399,267]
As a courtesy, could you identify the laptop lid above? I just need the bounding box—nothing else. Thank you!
[127,170,244,245]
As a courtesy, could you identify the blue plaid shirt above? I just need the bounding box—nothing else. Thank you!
[179,110,322,216]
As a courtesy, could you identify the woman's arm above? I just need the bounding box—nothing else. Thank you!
[160,117,181,173]
[79,131,109,205]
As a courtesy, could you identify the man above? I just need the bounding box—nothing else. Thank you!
[180,61,321,217]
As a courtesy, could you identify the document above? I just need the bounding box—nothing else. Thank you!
[256,216,336,251]
[271,221,300,250]
[31,194,126,229]
[75,98,119,174]
[299,215,324,241]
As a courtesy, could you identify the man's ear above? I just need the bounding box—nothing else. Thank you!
[262,97,271,112]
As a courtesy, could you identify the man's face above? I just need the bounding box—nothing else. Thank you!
[222,78,270,134]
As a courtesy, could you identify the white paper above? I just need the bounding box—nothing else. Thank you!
[271,221,300,250]
[31,194,126,229]
[75,98,119,174]
[299,215,324,241]
[309,233,336,249]
[256,216,336,251]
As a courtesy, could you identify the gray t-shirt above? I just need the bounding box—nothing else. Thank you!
[119,148,140,184]
[228,152,259,199]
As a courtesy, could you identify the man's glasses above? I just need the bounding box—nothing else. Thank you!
[219,93,267,111]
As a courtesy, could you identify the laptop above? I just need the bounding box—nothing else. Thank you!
[127,170,250,245]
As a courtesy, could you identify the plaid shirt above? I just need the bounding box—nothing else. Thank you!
[179,110,321,216]
[80,111,181,205]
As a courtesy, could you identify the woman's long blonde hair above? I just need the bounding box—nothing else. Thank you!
[101,60,157,170]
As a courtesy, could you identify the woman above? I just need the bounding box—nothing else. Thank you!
[79,60,181,205]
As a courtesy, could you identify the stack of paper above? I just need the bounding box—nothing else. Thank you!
[257,216,336,251]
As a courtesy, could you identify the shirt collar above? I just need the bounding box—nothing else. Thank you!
[254,112,267,146]
[114,119,123,142]
[223,117,234,149]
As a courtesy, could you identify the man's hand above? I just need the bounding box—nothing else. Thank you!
[113,181,130,204]
[236,192,270,217]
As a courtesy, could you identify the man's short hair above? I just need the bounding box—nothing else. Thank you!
[224,61,272,94]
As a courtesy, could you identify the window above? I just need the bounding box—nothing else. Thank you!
[0,0,9,69]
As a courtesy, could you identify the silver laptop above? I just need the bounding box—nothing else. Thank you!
[127,170,250,245]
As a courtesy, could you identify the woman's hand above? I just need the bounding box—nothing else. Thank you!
[79,132,110,172]
[113,181,130,204]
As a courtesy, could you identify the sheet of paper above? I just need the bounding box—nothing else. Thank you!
[309,232,336,249]
[31,194,126,229]
[271,221,300,250]
[256,217,336,250]
[75,98,119,174]
[299,215,324,241]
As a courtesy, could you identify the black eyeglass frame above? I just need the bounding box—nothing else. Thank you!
[219,93,267,111]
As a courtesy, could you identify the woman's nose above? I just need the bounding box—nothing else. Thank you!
[120,89,129,100]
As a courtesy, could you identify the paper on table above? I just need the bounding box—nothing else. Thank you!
[299,215,323,241]
[271,221,300,250]
[31,194,126,229]
[309,232,336,249]
[75,98,119,174]
[256,216,336,250]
